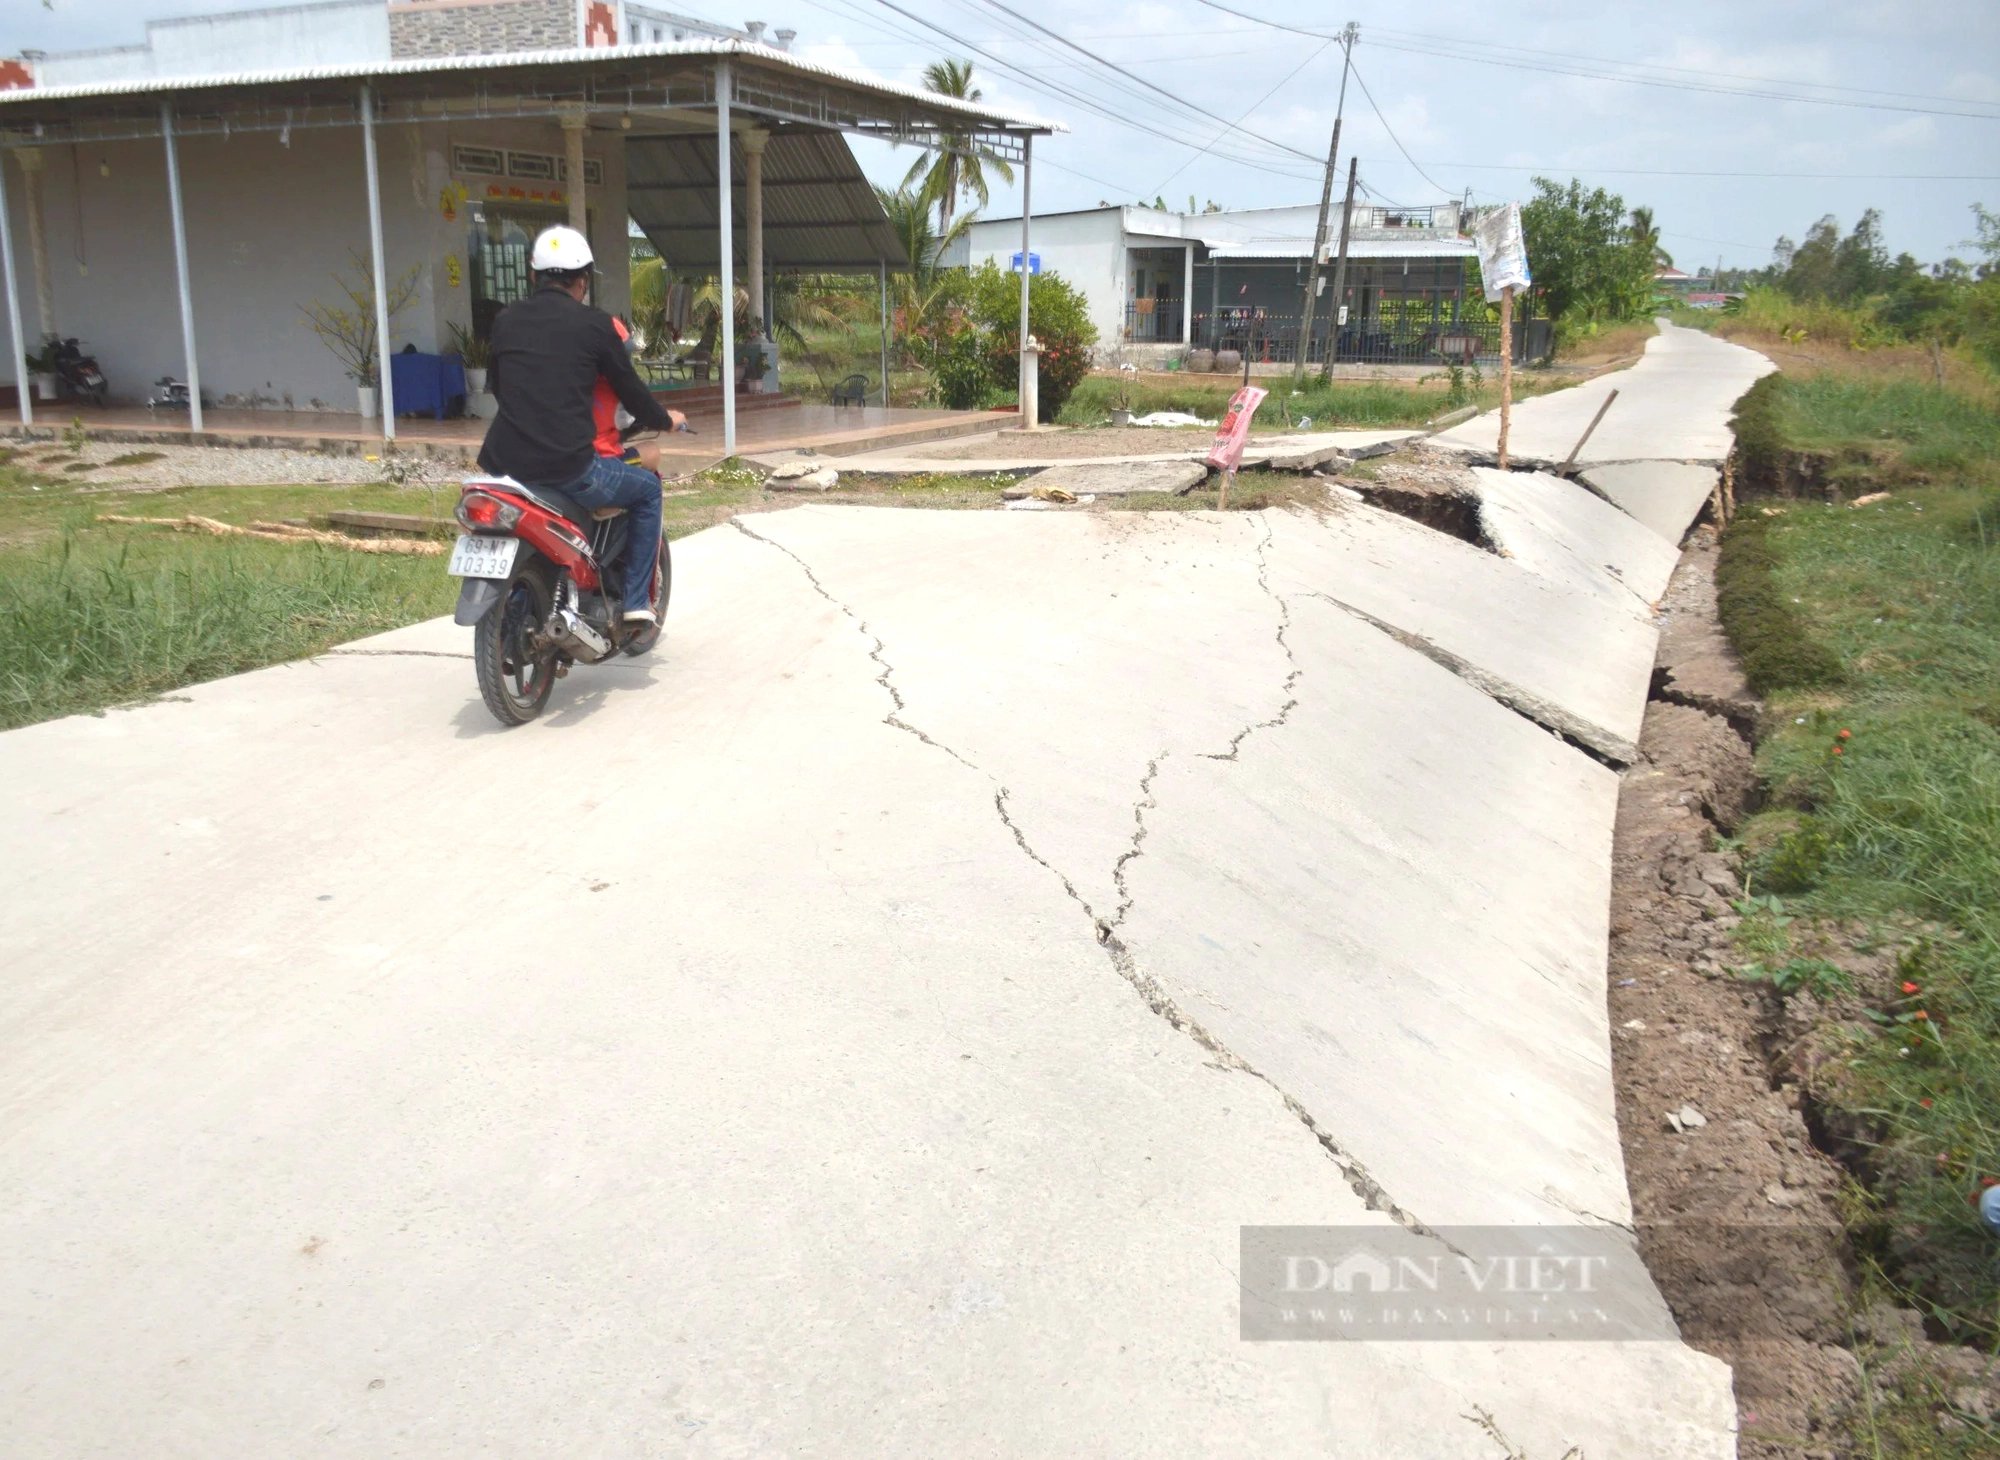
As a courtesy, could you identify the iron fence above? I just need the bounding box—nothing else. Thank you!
[1189,310,1540,366]
[1122,300,1188,344]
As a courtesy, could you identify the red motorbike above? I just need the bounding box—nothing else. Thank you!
[448,459,671,727]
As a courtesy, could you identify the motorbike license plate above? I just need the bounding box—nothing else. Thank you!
[448,534,520,579]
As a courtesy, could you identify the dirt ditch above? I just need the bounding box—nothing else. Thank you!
[1611,527,1999,1456]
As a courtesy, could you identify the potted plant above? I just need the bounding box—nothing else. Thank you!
[1109,355,1137,426]
[300,250,419,418]
[23,339,58,403]
[447,320,491,396]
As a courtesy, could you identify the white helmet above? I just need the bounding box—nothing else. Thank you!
[530,225,594,274]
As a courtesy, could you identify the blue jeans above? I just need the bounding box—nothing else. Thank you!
[561,454,663,612]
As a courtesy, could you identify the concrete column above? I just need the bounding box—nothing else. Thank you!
[715,61,736,455]
[1017,134,1032,429]
[1181,242,1193,347]
[0,150,30,425]
[161,102,203,433]
[742,128,767,331]
[561,108,587,234]
[12,149,53,344]
[361,83,395,439]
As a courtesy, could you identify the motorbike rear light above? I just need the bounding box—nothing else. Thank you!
[456,491,522,531]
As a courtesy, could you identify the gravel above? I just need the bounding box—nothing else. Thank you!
[15,441,464,491]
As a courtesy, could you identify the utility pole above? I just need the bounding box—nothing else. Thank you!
[1318,157,1359,385]
[1292,22,1358,385]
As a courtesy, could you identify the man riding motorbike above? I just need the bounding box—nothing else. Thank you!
[477,225,685,626]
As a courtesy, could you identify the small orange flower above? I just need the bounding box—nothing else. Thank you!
[1920,1098,1933,1108]
[1914,1010,1930,1021]
[1837,728,1852,740]
[1902,981,1920,994]
[1831,746,1845,756]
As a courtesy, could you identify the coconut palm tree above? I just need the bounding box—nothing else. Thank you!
[875,184,973,350]
[900,59,1015,231]
[1628,207,1673,269]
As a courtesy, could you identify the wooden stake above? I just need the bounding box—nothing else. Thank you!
[97,514,444,555]
[1497,284,1515,471]
[1220,467,1234,511]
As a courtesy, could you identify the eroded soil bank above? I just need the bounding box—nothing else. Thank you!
[1610,529,1999,1457]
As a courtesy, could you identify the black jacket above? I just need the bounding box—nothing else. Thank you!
[477,285,676,487]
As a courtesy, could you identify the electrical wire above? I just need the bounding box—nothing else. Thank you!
[1193,1,2000,118]
[1347,60,1455,198]
[1146,37,1333,195]
[960,0,1326,164]
[857,0,1323,180]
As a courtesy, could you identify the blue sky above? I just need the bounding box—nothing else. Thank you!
[18,0,2000,267]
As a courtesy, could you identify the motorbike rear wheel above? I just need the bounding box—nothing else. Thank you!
[621,529,672,657]
[474,555,558,726]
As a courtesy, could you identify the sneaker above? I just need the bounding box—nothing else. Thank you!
[621,606,658,627]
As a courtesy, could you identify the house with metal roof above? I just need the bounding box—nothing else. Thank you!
[0,1,1057,454]
[945,199,1504,368]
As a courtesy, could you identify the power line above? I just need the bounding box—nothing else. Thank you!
[1347,59,1455,198]
[1147,37,1333,195]
[962,0,1326,164]
[859,0,1323,180]
[1193,1,2000,120]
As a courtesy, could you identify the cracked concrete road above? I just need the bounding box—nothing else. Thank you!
[1432,322,1774,467]
[1,500,1733,1457]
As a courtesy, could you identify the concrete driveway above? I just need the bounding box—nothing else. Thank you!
[0,482,1742,1456]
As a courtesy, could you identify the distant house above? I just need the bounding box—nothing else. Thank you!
[943,200,1512,366]
[1654,267,1696,295]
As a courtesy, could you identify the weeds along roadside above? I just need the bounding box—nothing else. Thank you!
[1716,361,2000,1347]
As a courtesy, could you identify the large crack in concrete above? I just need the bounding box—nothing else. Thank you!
[1202,520,1301,764]
[731,512,1446,1241]
[1304,591,1633,767]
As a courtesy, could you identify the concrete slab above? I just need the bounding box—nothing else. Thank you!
[1015,459,1209,497]
[1471,467,1682,614]
[1432,324,1773,466]
[0,507,1730,1457]
[1583,461,1720,544]
[1123,590,1631,1228]
[799,428,1418,477]
[1262,503,1660,763]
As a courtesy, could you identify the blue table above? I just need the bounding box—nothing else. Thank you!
[389,352,469,420]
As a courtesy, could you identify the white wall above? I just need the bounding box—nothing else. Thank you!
[958,211,1130,351]
[32,2,390,87]
[2,114,627,411]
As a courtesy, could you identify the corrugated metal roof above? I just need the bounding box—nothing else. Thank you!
[627,129,906,272]
[0,39,1061,133]
[1206,237,1478,261]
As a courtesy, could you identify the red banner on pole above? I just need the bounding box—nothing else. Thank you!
[1205,386,1269,471]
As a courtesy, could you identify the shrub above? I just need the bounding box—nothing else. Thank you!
[962,261,1099,422]
[931,324,989,411]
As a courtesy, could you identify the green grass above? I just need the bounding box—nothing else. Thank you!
[1739,372,2000,491]
[0,530,453,729]
[1721,373,2000,1342]
[0,467,468,729]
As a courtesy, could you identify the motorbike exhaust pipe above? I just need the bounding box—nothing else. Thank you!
[552,607,612,661]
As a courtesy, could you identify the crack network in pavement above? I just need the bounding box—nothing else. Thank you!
[730,513,1445,1241]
